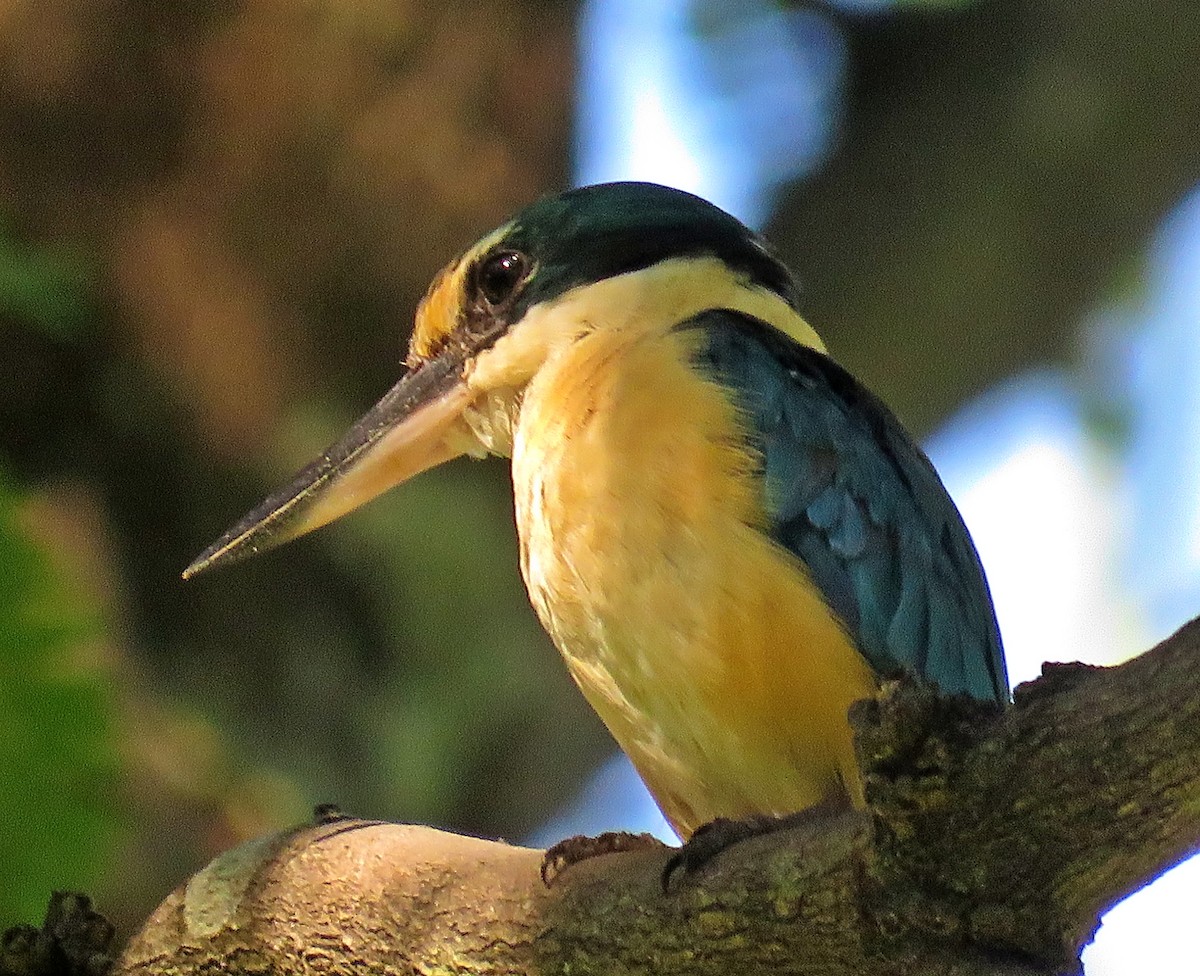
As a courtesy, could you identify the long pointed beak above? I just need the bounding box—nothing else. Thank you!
[183,354,476,580]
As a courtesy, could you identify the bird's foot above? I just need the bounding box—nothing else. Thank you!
[662,803,843,892]
[661,815,785,892]
[312,802,350,824]
[541,830,667,886]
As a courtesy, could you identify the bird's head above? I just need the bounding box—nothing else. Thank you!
[183,181,823,578]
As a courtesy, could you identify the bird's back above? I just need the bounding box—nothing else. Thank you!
[690,310,1008,704]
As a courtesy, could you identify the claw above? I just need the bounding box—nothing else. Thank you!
[540,831,666,886]
[660,815,783,892]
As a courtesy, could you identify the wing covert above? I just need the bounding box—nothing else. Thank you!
[686,309,1008,704]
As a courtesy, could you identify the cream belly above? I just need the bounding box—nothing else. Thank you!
[509,325,875,838]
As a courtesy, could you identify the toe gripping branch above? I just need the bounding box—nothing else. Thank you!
[540,831,667,886]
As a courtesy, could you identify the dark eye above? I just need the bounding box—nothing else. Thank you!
[477,250,531,307]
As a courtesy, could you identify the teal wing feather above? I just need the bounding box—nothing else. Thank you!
[686,309,1008,703]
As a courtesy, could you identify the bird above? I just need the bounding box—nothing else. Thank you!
[184,181,1008,877]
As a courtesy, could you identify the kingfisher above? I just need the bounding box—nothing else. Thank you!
[184,182,1007,873]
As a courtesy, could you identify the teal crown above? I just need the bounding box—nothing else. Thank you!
[501,182,801,319]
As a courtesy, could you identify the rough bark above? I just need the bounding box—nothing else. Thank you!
[114,618,1200,976]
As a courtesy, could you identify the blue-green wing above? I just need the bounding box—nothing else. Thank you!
[688,309,1008,703]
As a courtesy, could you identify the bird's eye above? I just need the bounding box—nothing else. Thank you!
[477,250,532,307]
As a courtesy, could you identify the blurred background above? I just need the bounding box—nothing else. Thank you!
[2,0,1199,972]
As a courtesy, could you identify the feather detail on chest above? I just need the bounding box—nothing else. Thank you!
[510,327,875,837]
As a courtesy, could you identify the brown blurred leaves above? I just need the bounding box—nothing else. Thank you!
[1,0,573,455]
[0,0,581,933]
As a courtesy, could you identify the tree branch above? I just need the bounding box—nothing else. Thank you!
[114,619,1200,976]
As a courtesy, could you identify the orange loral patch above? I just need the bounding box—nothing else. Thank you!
[408,260,465,363]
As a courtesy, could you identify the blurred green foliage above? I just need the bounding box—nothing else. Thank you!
[894,0,975,9]
[0,222,90,340]
[0,474,117,928]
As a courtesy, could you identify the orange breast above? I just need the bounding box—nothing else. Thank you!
[510,326,875,837]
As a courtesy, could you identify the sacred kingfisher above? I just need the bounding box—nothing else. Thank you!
[185,182,1008,855]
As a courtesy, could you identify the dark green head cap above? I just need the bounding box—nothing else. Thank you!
[503,182,800,317]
